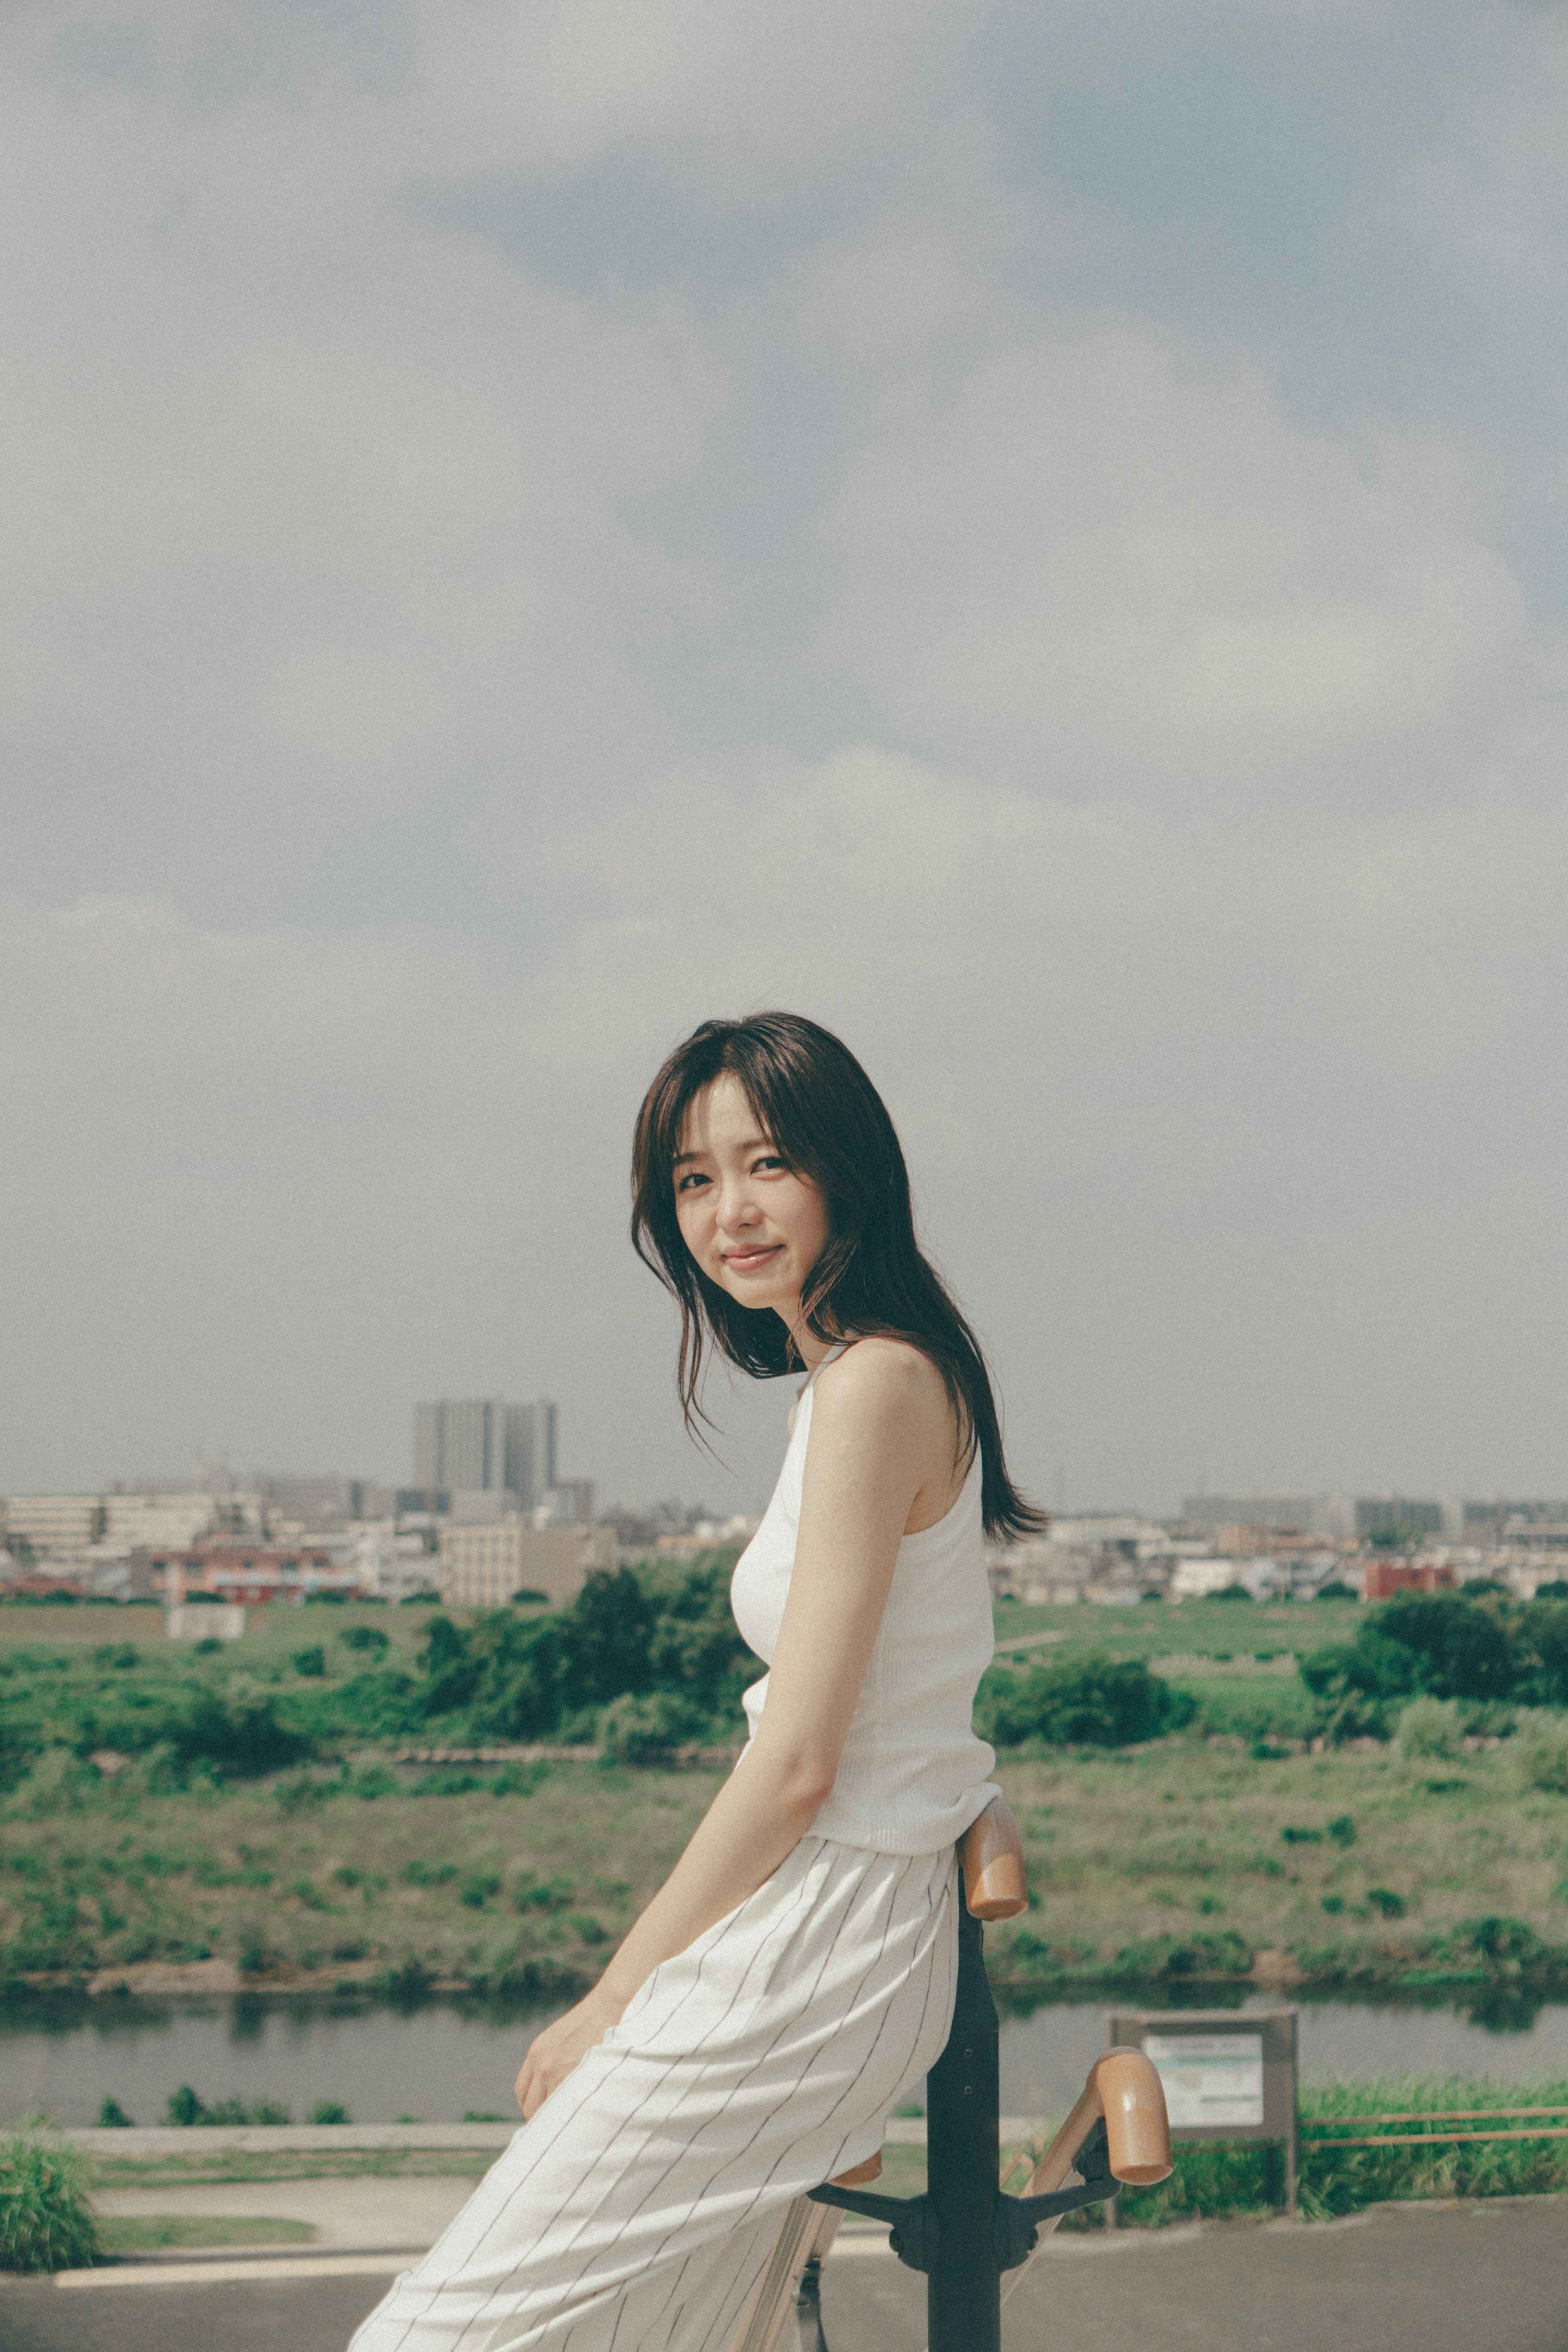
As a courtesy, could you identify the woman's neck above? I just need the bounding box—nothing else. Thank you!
[785,1307,835,1372]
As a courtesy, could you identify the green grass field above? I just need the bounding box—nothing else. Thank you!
[4,1737,1567,1999]
[2,1592,1566,2000]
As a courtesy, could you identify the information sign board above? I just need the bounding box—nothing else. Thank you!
[1143,2031,1265,2128]
[1106,2007,1298,2212]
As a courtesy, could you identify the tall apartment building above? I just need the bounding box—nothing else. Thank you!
[506,1398,557,1512]
[413,1396,558,1510]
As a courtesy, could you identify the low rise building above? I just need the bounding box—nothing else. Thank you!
[349,1521,441,1603]
[136,1543,342,1605]
[1363,1557,1457,1602]
[102,1494,218,1549]
[438,1519,616,1610]
[2,1496,106,1558]
[1171,1556,1243,1601]
[986,1538,1090,1605]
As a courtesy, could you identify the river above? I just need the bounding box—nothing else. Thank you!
[5,1987,1568,2130]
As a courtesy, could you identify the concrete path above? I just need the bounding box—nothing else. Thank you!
[4,2196,1565,2352]
[93,2174,474,2249]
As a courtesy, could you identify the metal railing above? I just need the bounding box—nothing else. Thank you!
[1302,2105,1568,2154]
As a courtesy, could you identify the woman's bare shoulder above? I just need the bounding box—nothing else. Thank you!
[813,1338,948,1427]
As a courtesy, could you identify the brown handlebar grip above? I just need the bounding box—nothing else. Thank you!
[960,1799,1028,1920]
[1094,2048,1172,2185]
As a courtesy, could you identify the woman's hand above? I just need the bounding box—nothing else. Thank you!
[514,1984,628,2119]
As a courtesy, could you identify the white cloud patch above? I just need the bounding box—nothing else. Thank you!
[819,323,1544,798]
[0,29,724,900]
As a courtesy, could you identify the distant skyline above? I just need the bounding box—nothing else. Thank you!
[3,3,1566,1517]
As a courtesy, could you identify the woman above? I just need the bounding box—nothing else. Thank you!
[350,1012,1042,2352]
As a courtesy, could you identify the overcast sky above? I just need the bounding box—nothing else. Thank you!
[3,0,1566,1518]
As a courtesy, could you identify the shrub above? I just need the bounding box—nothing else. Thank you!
[401,1859,457,1887]
[377,1957,435,2003]
[978,1654,1189,1748]
[1396,1697,1464,1759]
[97,2098,133,2128]
[1517,1714,1568,1795]
[598,1689,708,1764]
[1316,1580,1358,1601]
[308,2101,350,2125]
[1368,1887,1407,1918]
[292,1647,327,1679]
[165,2089,291,2126]
[1380,1591,1518,1700]
[274,1770,332,1812]
[0,2125,100,2272]
[338,1626,388,1654]
[513,1873,575,1913]
[170,1687,313,1779]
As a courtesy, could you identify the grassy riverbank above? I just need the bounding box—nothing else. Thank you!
[4,1589,1568,2003]
[4,1737,1567,2004]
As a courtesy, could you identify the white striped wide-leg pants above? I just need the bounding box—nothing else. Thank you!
[348,1837,958,2352]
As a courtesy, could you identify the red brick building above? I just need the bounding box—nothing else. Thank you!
[1363,1558,1457,1602]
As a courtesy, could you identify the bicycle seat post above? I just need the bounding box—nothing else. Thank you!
[926,1881,1001,2352]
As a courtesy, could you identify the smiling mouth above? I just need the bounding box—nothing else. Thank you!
[723,1245,782,1269]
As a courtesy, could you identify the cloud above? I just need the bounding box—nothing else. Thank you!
[0,25,725,907]
[817,321,1544,799]
[1416,7,1568,294]
[403,0,976,186]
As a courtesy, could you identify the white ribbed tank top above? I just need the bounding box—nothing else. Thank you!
[730,1349,999,1855]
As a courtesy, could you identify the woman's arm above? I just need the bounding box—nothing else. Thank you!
[514,1340,956,2118]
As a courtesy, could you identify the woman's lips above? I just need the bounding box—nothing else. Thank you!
[723,1244,783,1271]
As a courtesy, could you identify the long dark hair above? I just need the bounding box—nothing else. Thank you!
[630,1012,1045,1541]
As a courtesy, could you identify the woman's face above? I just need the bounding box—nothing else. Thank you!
[673,1074,830,1324]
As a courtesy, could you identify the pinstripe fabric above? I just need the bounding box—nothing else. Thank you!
[347,1836,958,2352]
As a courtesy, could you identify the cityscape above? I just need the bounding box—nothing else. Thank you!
[3,1407,1565,1623]
[0,1393,759,1618]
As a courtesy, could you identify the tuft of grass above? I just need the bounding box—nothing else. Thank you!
[165,2087,291,2127]
[0,2123,101,2272]
[1396,1698,1465,1759]
[1518,1715,1568,1796]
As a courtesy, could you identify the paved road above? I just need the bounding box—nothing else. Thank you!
[3,2198,1565,2352]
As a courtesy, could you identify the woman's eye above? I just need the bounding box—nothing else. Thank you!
[676,1170,709,1193]
[754,1156,785,1172]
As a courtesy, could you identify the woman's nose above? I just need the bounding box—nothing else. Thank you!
[718,1175,760,1228]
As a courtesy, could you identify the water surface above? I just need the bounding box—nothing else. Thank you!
[6,1987,1567,2131]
